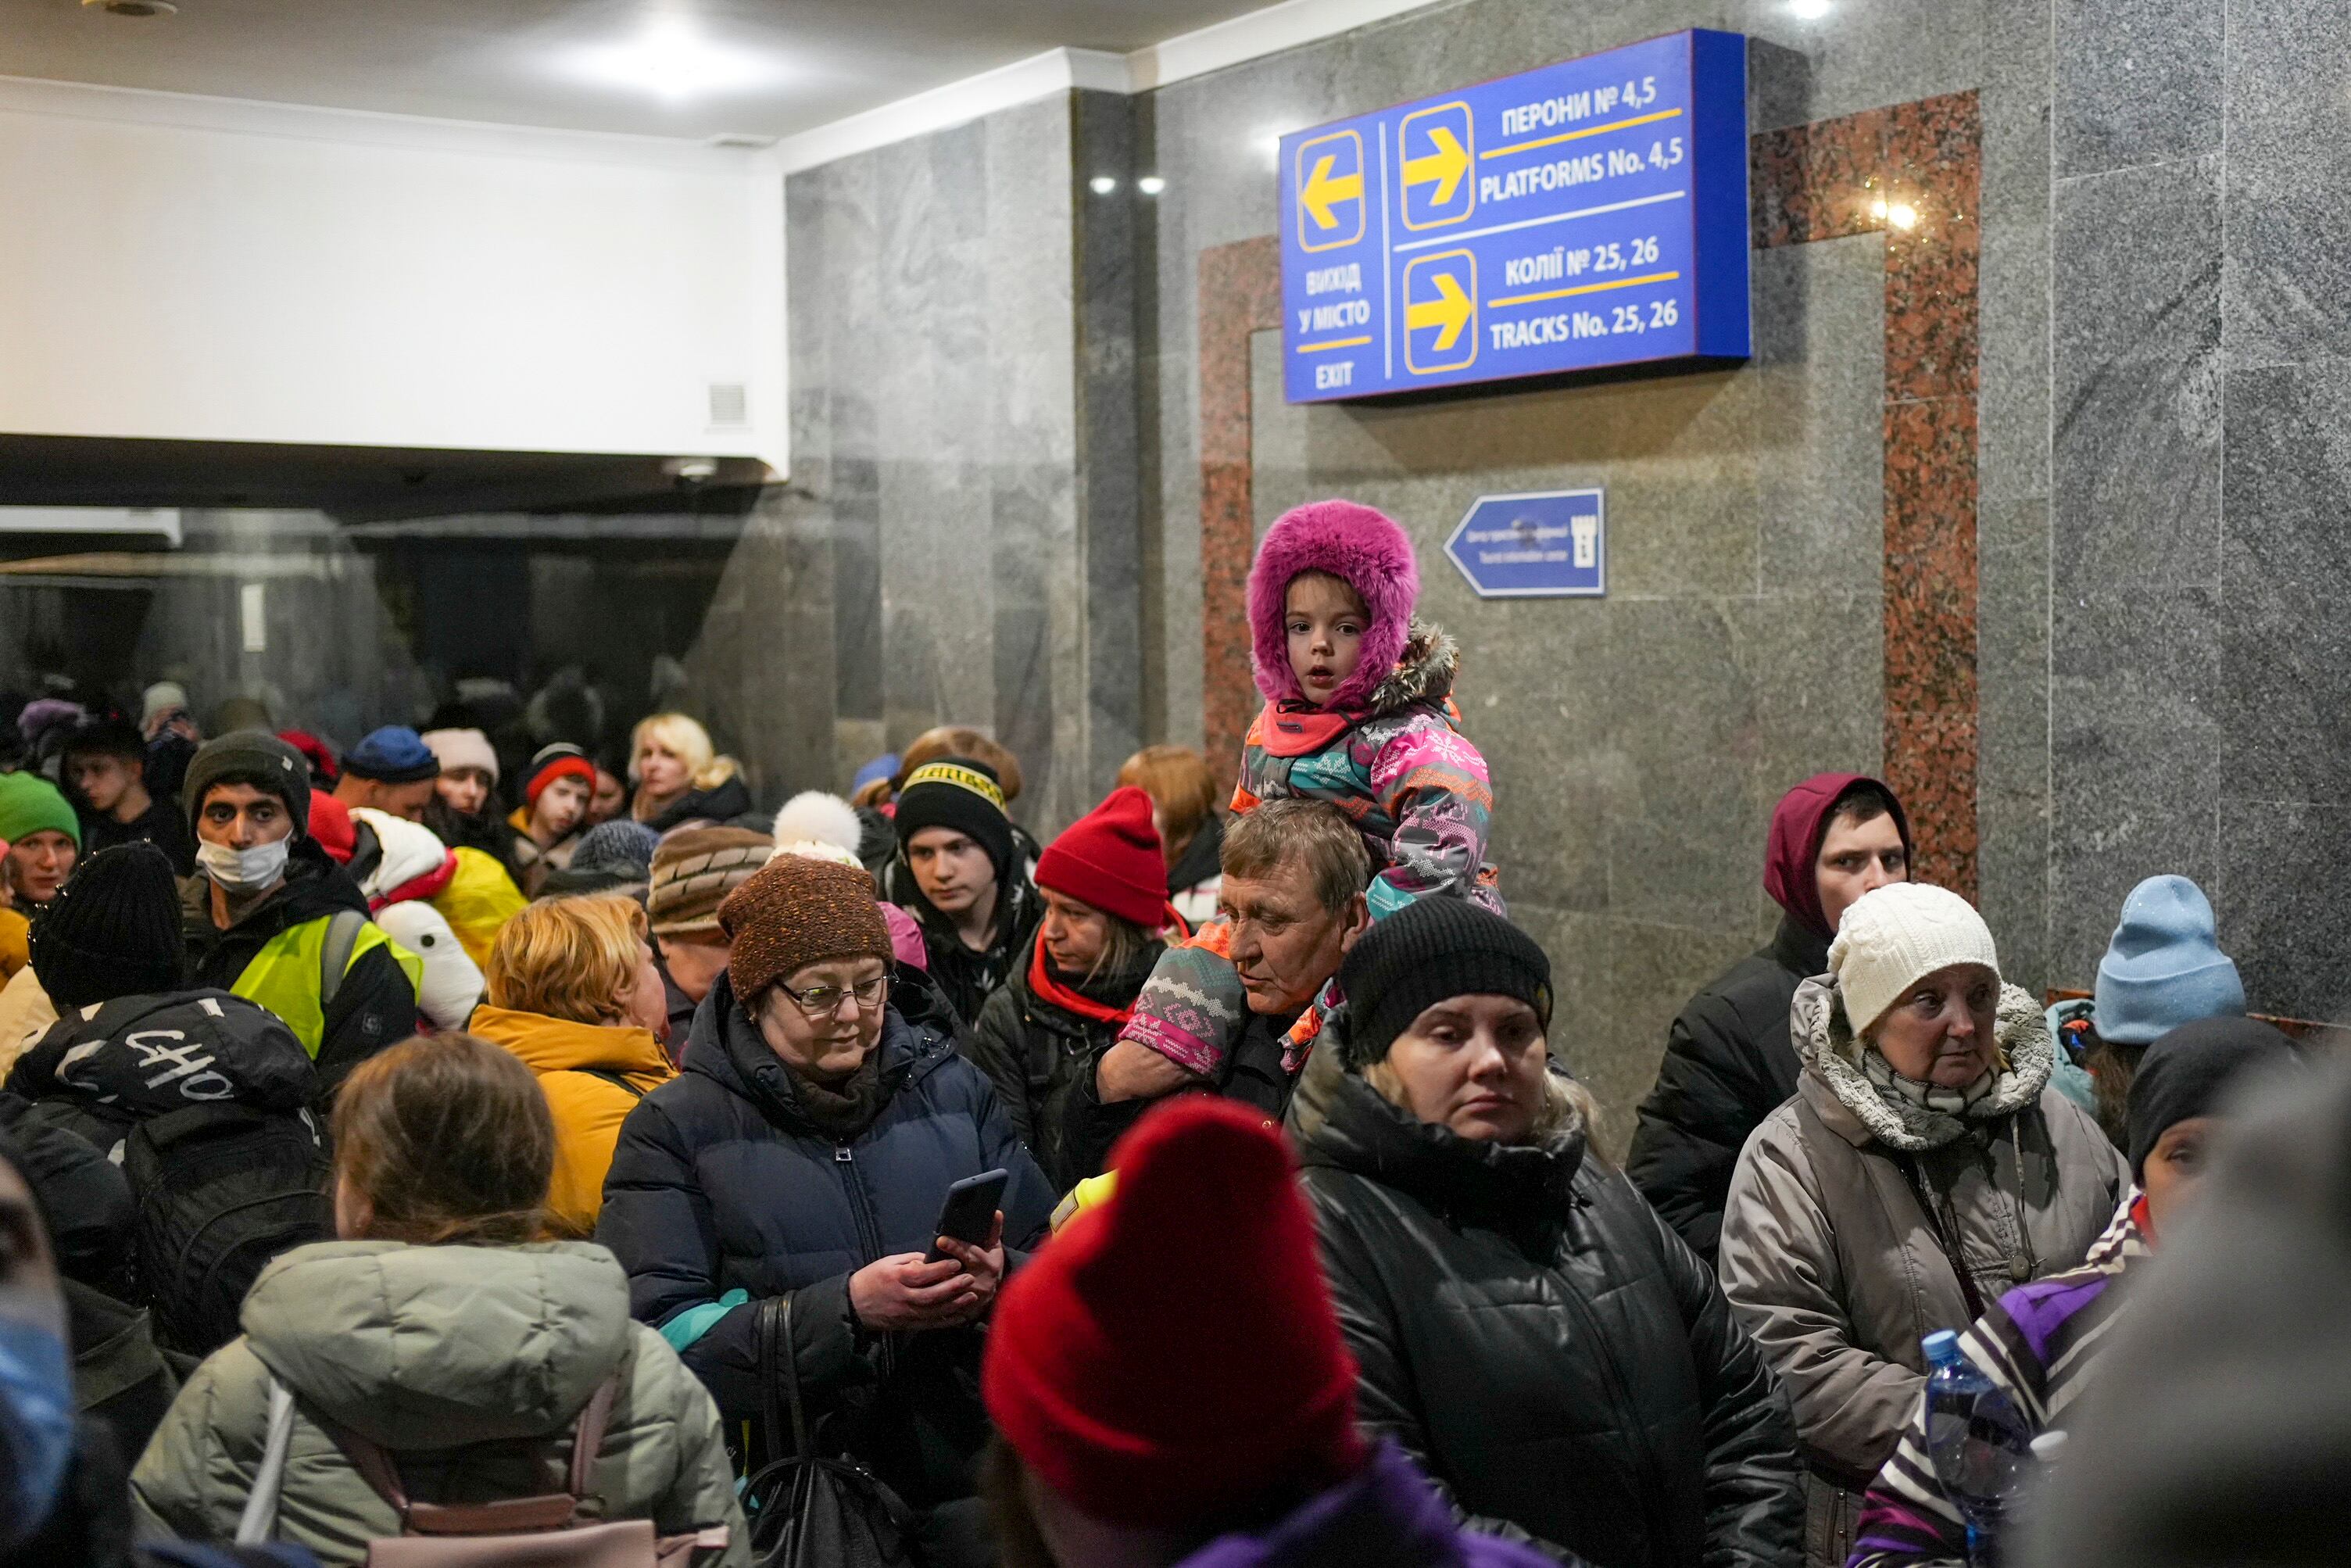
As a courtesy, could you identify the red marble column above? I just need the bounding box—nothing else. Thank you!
[1197,235,1285,787]
[1755,91,1983,900]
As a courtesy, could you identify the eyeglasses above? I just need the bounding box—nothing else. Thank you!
[773,974,889,1018]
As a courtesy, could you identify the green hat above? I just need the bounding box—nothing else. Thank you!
[0,771,81,850]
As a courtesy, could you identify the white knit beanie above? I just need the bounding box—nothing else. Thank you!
[1828,883,2001,1035]
[420,727,499,785]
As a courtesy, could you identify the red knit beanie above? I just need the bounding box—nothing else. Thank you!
[1034,786,1168,931]
[308,789,356,865]
[982,1097,1365,1530]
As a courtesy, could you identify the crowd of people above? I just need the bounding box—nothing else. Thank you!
[0,496,2330,1568]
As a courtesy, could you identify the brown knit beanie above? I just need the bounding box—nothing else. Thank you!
[719,856,893,1004]
[649,826,775,939]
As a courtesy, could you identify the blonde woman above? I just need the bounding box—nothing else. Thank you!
[628,713,750,832]
[470,894,676,1233]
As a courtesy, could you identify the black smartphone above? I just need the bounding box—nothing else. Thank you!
[925,1168,1010,1262]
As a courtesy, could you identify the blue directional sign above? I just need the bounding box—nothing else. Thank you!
[1280,30,1749,403]
[1446,489,1607,598]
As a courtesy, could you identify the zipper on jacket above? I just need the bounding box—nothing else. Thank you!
[1548,1208,1676,1555]
[832,1140,896,1379]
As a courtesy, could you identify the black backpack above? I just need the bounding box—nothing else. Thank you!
[124,1102,331,1358]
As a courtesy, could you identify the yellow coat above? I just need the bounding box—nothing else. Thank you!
[0,906,27,980]
[467,1004,675,1235]
[429,847,527,969]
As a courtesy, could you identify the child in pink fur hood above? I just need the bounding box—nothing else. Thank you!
[1234,499,1500,920]
[1093,501,1501,1134]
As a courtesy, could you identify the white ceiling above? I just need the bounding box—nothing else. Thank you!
[0,0,1272,141]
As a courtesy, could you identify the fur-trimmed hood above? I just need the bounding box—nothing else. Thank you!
[1793,973,2056,1151]
[1362,619,1458,716]
[1249,499,1421,707]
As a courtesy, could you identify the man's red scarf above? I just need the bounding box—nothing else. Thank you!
[1028,941,1137,1027]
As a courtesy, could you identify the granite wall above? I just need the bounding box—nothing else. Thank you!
[2034,0,2349,1022]
[780,92,1148,832]
[755,0,2349,1146]
[1150,0,2007,1151]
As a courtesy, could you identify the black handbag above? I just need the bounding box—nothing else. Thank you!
[742,1294,921,1568]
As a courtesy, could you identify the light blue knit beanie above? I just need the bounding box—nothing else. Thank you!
[2093,875,2245,1045]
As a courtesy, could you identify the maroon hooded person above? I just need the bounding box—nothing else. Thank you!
[1625,771,1915,1264]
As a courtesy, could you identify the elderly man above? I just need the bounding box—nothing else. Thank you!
[1057,798,1369,1181]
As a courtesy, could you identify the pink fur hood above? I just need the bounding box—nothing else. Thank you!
[1246,499,1420,707]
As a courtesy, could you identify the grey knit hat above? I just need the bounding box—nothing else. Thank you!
[182,730,312,840]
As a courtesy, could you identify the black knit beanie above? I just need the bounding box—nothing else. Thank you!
[1337,896,1554,1069]
[182,729,312,840]
[2126,1015,2299,1182]
[30,841,184,1008]
[893,757,1015,879]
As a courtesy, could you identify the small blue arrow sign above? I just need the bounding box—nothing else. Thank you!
[1445,489,1606,599]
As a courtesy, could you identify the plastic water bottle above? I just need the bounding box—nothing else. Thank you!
[1921,1330,2035,1566]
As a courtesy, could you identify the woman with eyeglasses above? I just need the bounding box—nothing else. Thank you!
[597,854,1054,1568]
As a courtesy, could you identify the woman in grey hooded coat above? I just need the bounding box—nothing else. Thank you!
[1719,884,2125,1568]
[130,1033,746,1566]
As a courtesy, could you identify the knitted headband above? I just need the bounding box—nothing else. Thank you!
[903,761,1004,812]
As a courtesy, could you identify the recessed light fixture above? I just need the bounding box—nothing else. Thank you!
[565,18,780,105]
[1090,176,1119,195]
[82,0,177,14]
[1788,0,1831,17]
[1138,176,1167,195]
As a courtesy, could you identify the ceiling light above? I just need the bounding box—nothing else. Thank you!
[1090,176,1119,195]
[1138,176,1167,195]
[1885,201,1920,230]
[1256,128,1300,169]
[565,19,781,105]
[1788,0,1831,17]
[82,0,177,14]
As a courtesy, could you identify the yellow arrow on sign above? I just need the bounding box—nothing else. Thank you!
[1404,126,1469,206]
[1300,154,1362,230]
[1406,270,1473,350]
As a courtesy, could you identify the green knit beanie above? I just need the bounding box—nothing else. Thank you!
[0,771,81,849]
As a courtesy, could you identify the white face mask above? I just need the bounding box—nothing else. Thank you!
[197,836,290,892]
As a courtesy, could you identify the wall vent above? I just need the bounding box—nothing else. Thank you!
[707,382,750,428]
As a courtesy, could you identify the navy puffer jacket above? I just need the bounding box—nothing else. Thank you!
[596,971,1054,1508]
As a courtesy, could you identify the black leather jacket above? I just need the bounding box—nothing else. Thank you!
[1626,914,1830,1265]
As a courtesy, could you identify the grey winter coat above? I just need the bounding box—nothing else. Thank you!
[129,1240,748,1566]
[1718,979,2127,1566]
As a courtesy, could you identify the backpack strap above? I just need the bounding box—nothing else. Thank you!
[317,908,367,1012]
[317,1369,625,1538]
[233,1376,299,1545]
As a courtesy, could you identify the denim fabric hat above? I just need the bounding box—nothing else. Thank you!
[2094,875,2245,1047]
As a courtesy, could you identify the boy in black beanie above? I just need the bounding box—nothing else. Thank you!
[883,757,1040,1028]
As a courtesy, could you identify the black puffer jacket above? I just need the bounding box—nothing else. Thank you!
[1626,915,1827,1265]
[964,933,1158,1189]
[596,971,1054,1509]
[1292,1045,1805,1568]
